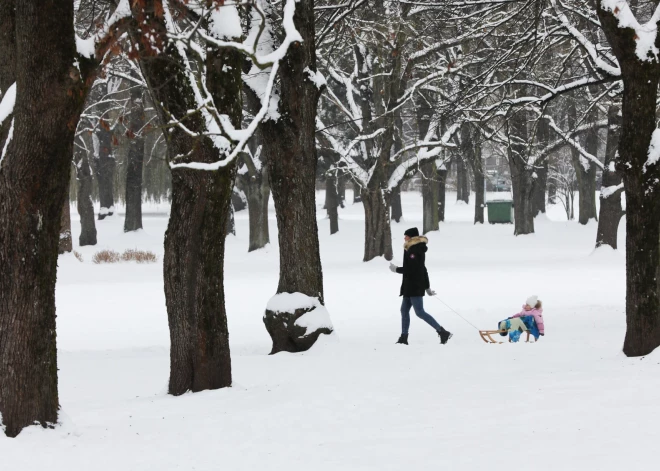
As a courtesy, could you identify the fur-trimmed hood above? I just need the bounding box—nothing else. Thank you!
[404,236,428,251]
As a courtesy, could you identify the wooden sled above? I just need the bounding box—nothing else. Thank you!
[479,330,505,344]
[479,330,534,344]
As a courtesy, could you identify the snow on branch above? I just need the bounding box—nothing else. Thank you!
[600,0,660,63]
[545,116,604,170]
[76,0,132,59]
[178,0,302,69]
[387,122,461,191]
[551,0,620,76]
[167,0,303,171]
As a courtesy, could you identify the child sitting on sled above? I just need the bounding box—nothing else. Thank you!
[499,295,545,342]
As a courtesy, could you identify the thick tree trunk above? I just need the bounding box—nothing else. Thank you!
[568,98,598,225]
[390,186,403,223]
[532,159,548,216]
[510,169,535,234]
[94,125,115,220]
[422,161,439,233]
[58,199,73,254]
[462,123,484,224]
[337,172,346,207]
[75,146,97,245]
[574,162,598,224]
[596,106,624,249]
[242,95,271,252]
[246,171,270,251]
[124,89,145,232]
[508,111,534,235]
[262,0,332,354]
[456,156,470,203]
[133,1,239,392]
[165,165,234,394]
[362,188,393,261]
[0,0,90,437]
[325,173,339,234]
[532,119,550,216]
[473,170,485,224]
[597,4,660,356]
[438,166,448,222]
[547,156,557,205]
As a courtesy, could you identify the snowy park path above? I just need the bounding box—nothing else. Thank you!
[3,192,658,470]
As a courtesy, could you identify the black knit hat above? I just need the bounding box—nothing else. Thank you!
[404,227,419,238]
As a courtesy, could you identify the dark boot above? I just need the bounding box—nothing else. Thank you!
[396,334,408,345]
[438,328,452,345]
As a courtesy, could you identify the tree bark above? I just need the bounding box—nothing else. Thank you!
[337,172,346,207]
[75,143,97,245]
[547,156,557,205]
[462,123,484,224]
[390,186,403,223]
[242,92,271,252]
[362,188,393,261]
[93,124,115,220]
[133,1,239,392]
[245,170,270,250]
[508,110,535,235]
[532,119,550,216]
[567,97,598,225]
[438,165,448,222]
[124,88,145,232]
[598,4,660,357]
[532,159,548,216]
[473,166,485,224]
[262,0,332,354]
[422,161,439,233]
[58,198,73,254]
[325,172,339,234]
[0,0,90,437]
[596,105,624,249]
[456,155,470,204]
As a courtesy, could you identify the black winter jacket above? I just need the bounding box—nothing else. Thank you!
[396,236,430,297]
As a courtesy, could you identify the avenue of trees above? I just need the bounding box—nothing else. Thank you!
[1,0,659,437]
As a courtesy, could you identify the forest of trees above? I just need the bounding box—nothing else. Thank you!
[1,0,659,437]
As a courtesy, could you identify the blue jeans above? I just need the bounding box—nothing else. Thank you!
[401,296,444,335]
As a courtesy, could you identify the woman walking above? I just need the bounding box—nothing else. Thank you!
[389,227,452,345]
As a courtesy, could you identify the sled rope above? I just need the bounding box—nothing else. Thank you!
[432,295,480,331]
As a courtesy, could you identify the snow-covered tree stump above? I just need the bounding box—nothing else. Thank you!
[264,294,334,354]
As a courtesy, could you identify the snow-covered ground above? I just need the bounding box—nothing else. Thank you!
[3,191,658,470]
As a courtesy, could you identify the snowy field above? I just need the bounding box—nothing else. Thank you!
[3,191,658,470]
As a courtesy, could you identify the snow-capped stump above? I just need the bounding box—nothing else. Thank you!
[264,293,334,354]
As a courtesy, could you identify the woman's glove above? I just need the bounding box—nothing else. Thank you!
[389,263,398,273]
[426,288,437,296]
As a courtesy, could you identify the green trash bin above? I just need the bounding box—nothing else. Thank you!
[487,200,513,224]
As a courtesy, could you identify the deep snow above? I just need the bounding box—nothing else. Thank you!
[2,191,658,470]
